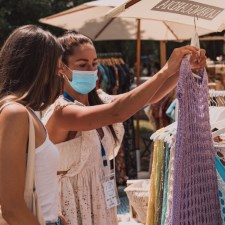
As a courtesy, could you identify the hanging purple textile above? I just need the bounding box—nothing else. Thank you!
[169,57,222,225]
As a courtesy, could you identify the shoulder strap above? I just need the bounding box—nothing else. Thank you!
[24,111,45,224]
[0,102,37,211]
[0,102,16,112]
[24,112,35,190]
[24,112,36,208]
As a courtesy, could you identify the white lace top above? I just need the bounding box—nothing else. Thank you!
[42,90,124,225]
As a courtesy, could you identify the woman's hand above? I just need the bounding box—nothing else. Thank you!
[190,49,207,70]
[161,45,206,78]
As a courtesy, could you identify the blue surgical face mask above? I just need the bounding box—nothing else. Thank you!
[65,67,98,94]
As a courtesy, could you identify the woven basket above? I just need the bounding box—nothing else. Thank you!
[125,179,150,224]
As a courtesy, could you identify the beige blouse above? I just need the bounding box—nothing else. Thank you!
[42,90,124,225]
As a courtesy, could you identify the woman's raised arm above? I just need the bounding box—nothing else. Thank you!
[48,46,204,132]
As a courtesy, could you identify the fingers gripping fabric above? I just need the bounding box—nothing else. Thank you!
[168,57,222,225]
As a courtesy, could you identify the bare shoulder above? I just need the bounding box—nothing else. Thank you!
[50,102,90,129]
[0,104,29,158]
[97,89,117,103]
[53,103,81,118]
[0,103,29,127]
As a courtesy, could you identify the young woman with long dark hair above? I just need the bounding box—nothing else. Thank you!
[0,25,65,225]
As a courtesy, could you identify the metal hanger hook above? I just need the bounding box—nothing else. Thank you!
[194,16,198,32]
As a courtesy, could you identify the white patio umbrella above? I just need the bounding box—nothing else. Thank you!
[40,0,213,41]
[39,0,215,149]
[107,0,225,32]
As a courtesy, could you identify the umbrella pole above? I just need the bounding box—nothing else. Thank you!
[136,19,141,172]
[160,41,166,67]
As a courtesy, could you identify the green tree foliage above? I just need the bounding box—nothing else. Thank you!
[0,0,92,44]
[0,0,161,65]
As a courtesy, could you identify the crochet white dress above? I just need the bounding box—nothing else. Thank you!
[42,90,124,225]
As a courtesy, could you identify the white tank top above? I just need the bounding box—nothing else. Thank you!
[35,133,59,223]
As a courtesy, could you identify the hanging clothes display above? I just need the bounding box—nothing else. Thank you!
[145,91,175,131]
[154,141,165,225]
[146,61,224,225]
[146,141,158,225]
[214,144,225,224]
[122,117,137,180]
[97,53,137,182]
[164,141,175,225]
[145,90,225,225]
[160,143,170,225]
[97,54,134,95]
[146,131,175,225]
[146,128,165,225]
[169,57,221,225]
[208,90,225,225]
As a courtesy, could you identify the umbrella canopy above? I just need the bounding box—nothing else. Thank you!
[107,0,225,32]
[200,35,225,41]
[40,0,213,41]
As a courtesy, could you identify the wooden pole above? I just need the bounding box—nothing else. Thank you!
[160,41,167,67]
[136,19,141,150]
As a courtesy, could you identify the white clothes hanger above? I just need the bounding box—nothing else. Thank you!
[209,91,225,137]
[213,107,225,123]
[189,16,202,80]
[164,128,176,144]
[211,118,225,130]
[151,128,167,141]
[209,104,225,124]
[209,91,225,124]
[212,127,225,138]
[150,122,177,141]
[156,130,171,141]
[150,129,161,140]
[151,121,178,142]
[208,91,221,123]
[162,126,177,142]
[209,107,222,124]
[209,90,225,98]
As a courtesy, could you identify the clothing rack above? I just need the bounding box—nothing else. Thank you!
[97,53,125,66]
[209,90,225,97]
[96,53,137,181]
[97,52,123,58]
[150,90,225,143]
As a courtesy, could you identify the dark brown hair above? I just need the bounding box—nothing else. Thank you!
[0,25,63,111]
[58,31,118,142]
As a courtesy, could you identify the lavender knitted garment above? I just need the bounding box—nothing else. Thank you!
[168,57,222,225]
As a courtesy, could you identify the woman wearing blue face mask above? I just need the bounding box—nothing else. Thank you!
[42,31,206,225]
